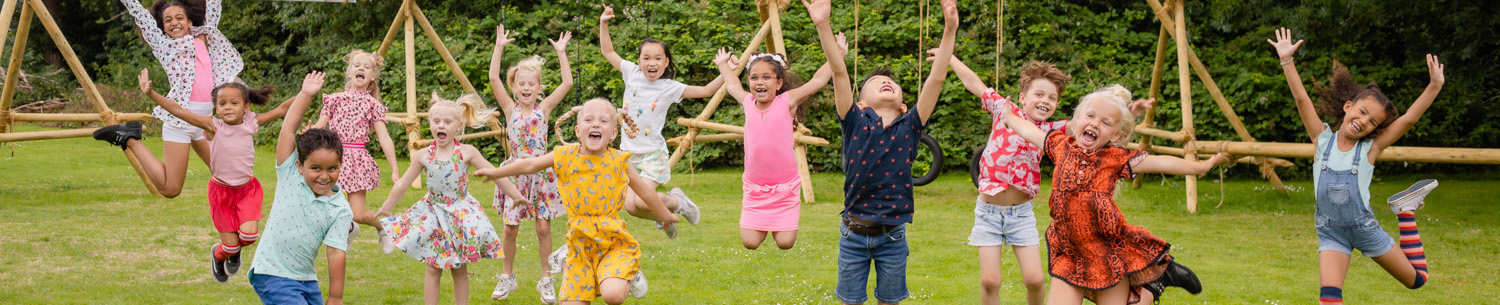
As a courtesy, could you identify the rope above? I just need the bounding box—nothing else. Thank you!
[917,0,927,85]
[1215,141,1229,208]
[995,0,1004,87]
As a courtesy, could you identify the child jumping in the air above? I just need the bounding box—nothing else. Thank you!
[1269,28,1444,305]
[933,53,1152,304]
[996,84,1223,305]
[376,93,523,305]
[307,49,401,247]
[244,71,354,305]
[813,0,955,303]
[597,5,721,238]
[94,0,243,198]
[486,24,574,304]
[134,68,296,283]
[474,98,680,305]
[711,32,846,250]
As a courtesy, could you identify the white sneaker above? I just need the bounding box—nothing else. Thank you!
[547,246,568,274]
[346,221,359,252]
[378,216,398,254]
[491,274,518,300]
[628,270,648,299]
[670,187,701,225]
[1388,179,1437,214]
[657,222,677,239]
[537,276,558,304]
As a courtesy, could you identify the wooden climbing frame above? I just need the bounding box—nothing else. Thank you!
[664,0,829,202]
[0,0,161,196]
[1130,0,1500,212]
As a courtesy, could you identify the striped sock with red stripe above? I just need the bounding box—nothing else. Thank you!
[212,243,239,261]
[1319,286,1343,305]
[238,231,260,248]
[1398,211,1428,288]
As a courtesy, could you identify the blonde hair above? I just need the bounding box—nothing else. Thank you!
[342,50,386,96]
[429,92,496,129]
[554,98,640,145]
[1068,84,1137,146]
[506,55,547,102]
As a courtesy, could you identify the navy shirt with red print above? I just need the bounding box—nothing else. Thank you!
[841,103,926,226]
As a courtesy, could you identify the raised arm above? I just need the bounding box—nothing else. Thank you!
[1268,27,1324,142]
[598,6,624,70]
[325,246,346,305]
[997,102,1046,146]
[713,49,748,104]
[787,32,848,109]
[1371,54,1444,154]
[139,69,214,133]
[473,153,556,183]
[203,0,222,28]
[488,25,518,116]
[119,0,170,53]
[540,31,575,115]
[681,75,727,99]
[804,0,853,119]
[929,49,990,97]
[373,122,401,184]
[378,148,427,216]
[254,94,298,124]
[276,71,326,165]
[1132,152,1228,176]
[915,0,959,124]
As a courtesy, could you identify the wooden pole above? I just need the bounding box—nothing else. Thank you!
[675,117,829,145]
[0,127,96,142]
[31,0,112,122]
[0,1,29,134]
[666,133,744,145]
[1189,141,1500,165]
[403,3,421,189]
[410,2,478,95]
[1173,0,1198,213]
[376,0,411,56]
[12,112,153,122]
[1133,25,1170,188]
[1134,126,1190,143]
[664,18,773,167]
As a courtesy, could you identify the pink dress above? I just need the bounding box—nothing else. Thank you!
[320,89,387,192]
[740,93,801,232]
[495,107,563,225]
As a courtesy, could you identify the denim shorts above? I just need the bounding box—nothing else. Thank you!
[836,221,909,304]
[968,198,1041,247]
[1316,216,1395,257]
[250,272,324,305]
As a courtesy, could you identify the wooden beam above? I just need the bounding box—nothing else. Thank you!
[1145,0,1255,142]
[1189,141,1500,165]
[30,0,113,123]
[1127,143,1293,167]
[410,2,478,94]
[665,18,774,167]
[1173,0,1198,213]
[675,117,829,146]
[12,112,153,122]
[403,4,421,189]
[666,133,743,146]
[0,127,95,142]
[1133,25,1171,189]
[376,0,410,56]
[1134,126,1189,143]
[0,1,31,133]
[0,0,20,85]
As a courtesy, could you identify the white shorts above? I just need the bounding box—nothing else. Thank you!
[162,123,207,143]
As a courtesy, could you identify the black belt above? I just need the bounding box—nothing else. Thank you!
[843,216,899,235]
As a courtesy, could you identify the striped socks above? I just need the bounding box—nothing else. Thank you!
[212,243,240,261]
[238,231,260,248]
[1398,211,1428,289]
[1319,286,1343,305]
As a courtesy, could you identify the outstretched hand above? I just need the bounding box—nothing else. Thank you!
[835,31,849,56]
[713,48,738,71]
[1205,152,1230,166]
[1267,27,1303,60]
[941,0,959,26]
[1129,98,1156,117]
[495,24,516,48]
[550,31,573,52]
[802,0,831,25]
[137,68,153,94]
[1426,54,1445,86]
[300,71,326,96]
[600,5,615,23]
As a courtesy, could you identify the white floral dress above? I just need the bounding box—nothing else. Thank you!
[382,141,503,268]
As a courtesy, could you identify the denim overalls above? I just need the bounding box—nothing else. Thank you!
[1314,133,1395,257]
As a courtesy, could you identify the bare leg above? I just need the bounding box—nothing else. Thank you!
[741,228,768,250]
[452,266,470,305]
[237,221,259,237]
[125,140,193,198]
[1319,250,1351,301]
[502,223,520,276]
[535,218,554,274]
[1045,277,1084,305]
[217,232,239,247]
[622,180,679,221]
[1092,282,1132,305]
[1013,245,1047,305]
[346,191,382,229]
[598,277,629,305]
[1371,247,1420,287]
[771,230,798,250]
[977,245,1006,305]
[425,265,443,305]
[190,139,212,170]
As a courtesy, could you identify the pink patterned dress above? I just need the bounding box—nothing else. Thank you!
[381,141,503,268]
[495,107,563,225]
[320,89,387,192]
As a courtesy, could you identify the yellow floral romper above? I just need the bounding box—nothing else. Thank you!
[553,144,641,301]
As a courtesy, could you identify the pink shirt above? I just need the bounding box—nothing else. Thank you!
[189,39,215,104]
[210,112,259,186]
[977,89,1067,197]
[742,93,798,184]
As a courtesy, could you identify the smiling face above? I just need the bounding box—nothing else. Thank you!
[346,54,378,91]
[159,5,192,39]
[1070,96,1127,150]
[859,75,904,110]
[510,69,542,106]
[214,87,248,125]
[298,148,341,196]
[637,43,670,81]
[746,61,784,104]
[574,101,620,154]
[1337,96,1390,140]
[1019,79,1061,121]
[428,106,463,144]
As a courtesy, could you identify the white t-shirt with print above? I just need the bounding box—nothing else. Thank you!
[618,60,689,153]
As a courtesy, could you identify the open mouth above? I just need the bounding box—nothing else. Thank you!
[754,87,768,94]
[520,92,534,99]
[880,84,895,93]
[435,132,449,140]
[1080,129,1099,145]
[587,130,603,143]
[1350,121,1364,133]
[355,74,366,81]
[1035,105,1052,114]
[645,68,660,77]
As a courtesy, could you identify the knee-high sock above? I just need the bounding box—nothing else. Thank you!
[1398,211,1427,288]
[213,243,239,261]
[238,231,260,248]
[1319,286,1343,305]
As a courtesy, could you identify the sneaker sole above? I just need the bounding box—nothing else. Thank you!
[672,188,701,225]
[1387,179,1437,213]
[209,247,228,283]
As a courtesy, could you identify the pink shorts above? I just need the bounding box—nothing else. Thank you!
[740,175,802,232]
[209,177,264,233]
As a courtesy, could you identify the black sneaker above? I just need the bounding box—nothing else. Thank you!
[210,246,229,283]
[1158,261,1202,294]
[225,252,241,276]
[92,121,142,148]
[1141,280,1166,303]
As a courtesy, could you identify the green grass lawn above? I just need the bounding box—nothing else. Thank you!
[2,125,1497,304]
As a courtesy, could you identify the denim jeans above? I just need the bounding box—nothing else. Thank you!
[836,221,910,304]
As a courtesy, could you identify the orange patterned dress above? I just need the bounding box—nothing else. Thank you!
[1042,130,1171,296]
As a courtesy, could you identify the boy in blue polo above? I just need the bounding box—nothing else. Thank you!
[245,72,354,305]
[809,0,959,303]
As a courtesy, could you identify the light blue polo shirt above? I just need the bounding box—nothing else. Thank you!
[247,150,354,281]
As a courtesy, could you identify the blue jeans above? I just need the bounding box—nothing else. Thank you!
[836,222,909,304]
[250,272,324,305]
